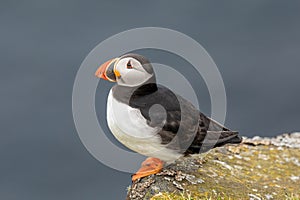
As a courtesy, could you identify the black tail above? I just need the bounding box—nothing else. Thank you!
[184,112,241,155]
[213,134,242,147]
[185,133,242,155]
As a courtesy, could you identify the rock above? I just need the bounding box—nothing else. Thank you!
[126,133,300,200]
[242,132,300,148]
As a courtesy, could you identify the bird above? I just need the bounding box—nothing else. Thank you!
[95,53,241,181]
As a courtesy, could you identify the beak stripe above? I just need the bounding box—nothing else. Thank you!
[105,59,118,82]
[113,58,121,79]
[95,57,120,82]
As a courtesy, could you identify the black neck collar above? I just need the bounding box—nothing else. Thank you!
[111,79,158,105]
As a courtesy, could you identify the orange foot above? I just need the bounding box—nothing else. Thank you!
[132,157,164,182]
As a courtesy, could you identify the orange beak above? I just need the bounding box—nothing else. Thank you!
[95,59,114,80]
[95,58,121,82]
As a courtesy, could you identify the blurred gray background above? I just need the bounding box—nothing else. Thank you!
[1,0,300,199]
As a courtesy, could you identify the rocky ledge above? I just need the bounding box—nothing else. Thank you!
[126,133,300,200]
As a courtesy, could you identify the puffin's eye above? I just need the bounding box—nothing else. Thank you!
[126,61,133,69]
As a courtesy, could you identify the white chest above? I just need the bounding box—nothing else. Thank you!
[106,90,181,162]
[107,90,159,138]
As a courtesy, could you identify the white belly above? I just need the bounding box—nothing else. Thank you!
[106,89,181,163]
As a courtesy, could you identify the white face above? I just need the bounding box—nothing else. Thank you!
[114,57,153,87]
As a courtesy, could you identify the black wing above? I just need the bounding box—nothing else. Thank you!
[129,84,241,154]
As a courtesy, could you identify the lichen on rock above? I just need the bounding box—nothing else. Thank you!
[126,133,300,200]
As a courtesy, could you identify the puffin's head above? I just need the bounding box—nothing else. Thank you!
[95,54,155,87]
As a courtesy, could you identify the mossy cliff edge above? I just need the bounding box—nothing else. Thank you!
[126,133,300,200]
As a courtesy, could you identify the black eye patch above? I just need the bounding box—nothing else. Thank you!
[127,61,133,69]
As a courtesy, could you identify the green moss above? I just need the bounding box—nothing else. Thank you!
[149,144,300,200]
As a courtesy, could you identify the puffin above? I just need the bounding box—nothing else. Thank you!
[95,53,241,181]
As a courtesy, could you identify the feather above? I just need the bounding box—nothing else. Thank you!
[128,84,241,154]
